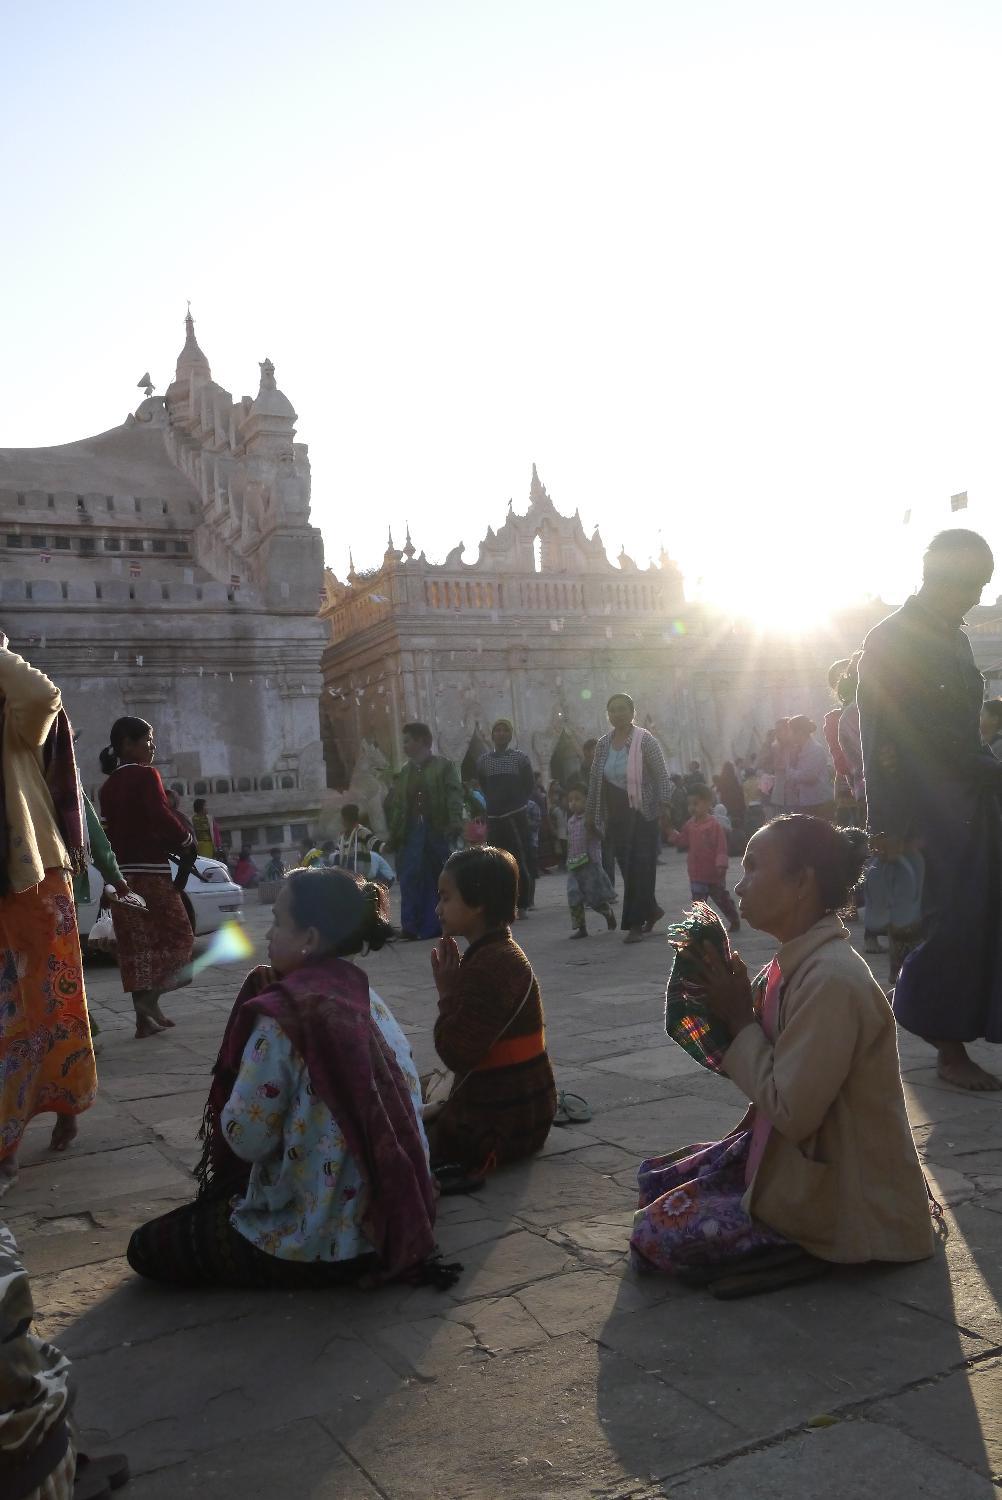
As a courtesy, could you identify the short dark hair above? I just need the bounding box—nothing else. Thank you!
[285,867,393,955]
[99,717,153,774]
[768,815,870,914]
[443,845,518,926]
[688,759,701,771]
[403,721,433,746]
[193,798,207,813]
[923,529,994,582]
[827,658,850,691]
[269,846,281,857]
[982,698,1002,731]
[689,784,714,805]
[607,692,635,715]
[567,780,588,796]
[341,803,360,823]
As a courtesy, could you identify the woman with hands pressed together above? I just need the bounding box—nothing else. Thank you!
[428,846,557,1176]
[631,816,934,1293]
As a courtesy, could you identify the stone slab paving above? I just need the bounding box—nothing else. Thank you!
[6,853,1002,1496]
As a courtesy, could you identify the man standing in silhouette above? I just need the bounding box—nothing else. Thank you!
[858,529,1002,1091]
[476,719,535,915]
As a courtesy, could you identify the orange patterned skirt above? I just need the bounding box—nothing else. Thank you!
[0,869,97,1162]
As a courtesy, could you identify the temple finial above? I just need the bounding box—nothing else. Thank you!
[529,464,549,506]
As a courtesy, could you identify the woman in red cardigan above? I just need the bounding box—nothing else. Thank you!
[99,718,197,1037]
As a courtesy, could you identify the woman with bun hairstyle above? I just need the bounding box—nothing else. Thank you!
[98,717,198,1037]
[128,868,446,1289]
[631,816,934,1292]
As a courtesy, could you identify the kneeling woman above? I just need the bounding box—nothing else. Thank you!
[631,816,934,1288]
[128,869,445,1289]
[428,847,557,1174]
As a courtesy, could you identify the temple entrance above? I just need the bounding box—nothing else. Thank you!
[461,727,491,784]
[549,728,581,788]
[319,704,350,790]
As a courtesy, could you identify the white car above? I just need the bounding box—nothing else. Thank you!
[78,856,244,946]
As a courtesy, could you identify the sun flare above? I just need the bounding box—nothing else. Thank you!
[694,565,845,635]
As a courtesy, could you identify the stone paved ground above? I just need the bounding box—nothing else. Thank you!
[6,854,1002,1497]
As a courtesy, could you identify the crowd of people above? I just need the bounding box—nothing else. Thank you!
[2,526,1001,1493]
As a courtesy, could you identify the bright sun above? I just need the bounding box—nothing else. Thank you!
[694,562,846,634]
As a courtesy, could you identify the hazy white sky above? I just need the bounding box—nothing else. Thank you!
[4,0,1001,621]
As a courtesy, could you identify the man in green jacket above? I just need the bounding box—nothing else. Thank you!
[384,722,463,939]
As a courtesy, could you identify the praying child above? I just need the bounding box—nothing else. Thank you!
[565,784,617,938]
[669,784,741,933]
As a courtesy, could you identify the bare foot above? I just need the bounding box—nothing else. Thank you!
[641,905,665,935]
[149,1007,176,1029]
[936,1043,1002,1092]
[49,1115,78,1152]
[135,1014,164,1039]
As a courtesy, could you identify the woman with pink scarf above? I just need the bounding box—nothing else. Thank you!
[630,816,933,1297]
[584,693,672,944]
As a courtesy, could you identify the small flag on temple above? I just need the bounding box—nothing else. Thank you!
[230,573,241,586]
[951,491,968,512]
[902,509,911,525]
[39,550,51,564]
[129,561,142,577]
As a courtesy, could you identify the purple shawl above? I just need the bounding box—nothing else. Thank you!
[197,958,440,1284]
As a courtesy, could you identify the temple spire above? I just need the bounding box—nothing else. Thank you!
[529,463,551,508]
[175,306,211,383]
[403,522,415,560]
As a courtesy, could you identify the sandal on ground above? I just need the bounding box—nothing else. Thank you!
[623,930,645,945]
[74,1451,130,1498]
[553,1091,592,1126]
[710,1252,829,1300]
[641,905,665,935]
[434,1163,487,1196]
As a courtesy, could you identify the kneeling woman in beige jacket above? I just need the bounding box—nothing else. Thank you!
[631,815,934,1294]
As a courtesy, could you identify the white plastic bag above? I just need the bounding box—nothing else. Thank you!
[88,907,117,953]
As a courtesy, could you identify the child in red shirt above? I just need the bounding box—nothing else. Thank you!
[669,784,740,932]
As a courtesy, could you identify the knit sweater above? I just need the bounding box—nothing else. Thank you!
[0,647,68,893]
